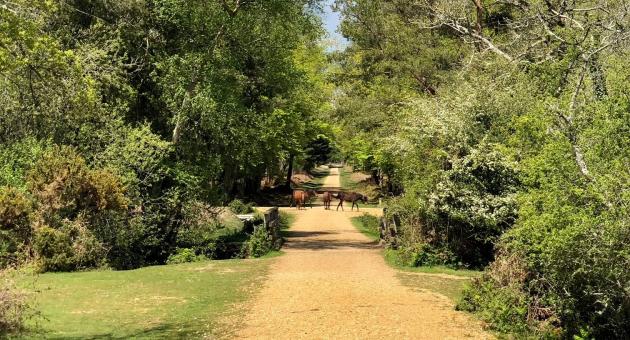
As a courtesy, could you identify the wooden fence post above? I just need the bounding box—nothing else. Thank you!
[263,207,282,249]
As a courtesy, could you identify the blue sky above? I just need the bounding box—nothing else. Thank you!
[320,0,348,50]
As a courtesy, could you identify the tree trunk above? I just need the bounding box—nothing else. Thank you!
[472,0,484,35]
[285,154,294,189]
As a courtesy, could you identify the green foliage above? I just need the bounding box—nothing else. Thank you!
[304,134,334,169]
[458,277,531,334]
[245,225,274,258]
[27,146,128,222]
[33,223,106,272]
[333,0,630,337]
[0,0,328,273]
[228,199,254,215]
[0,187,32,267]
[385,246,457,268]
[0,138,48,189]
[166,248,207,264]
[0,145,132,272]
[278,211,295,230]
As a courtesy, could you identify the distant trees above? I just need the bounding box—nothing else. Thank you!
[304,135,335,169]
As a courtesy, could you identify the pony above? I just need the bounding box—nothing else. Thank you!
[291,189,317,210]
[335,192,368,211]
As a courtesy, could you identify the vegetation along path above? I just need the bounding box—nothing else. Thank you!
[233,168,490,339]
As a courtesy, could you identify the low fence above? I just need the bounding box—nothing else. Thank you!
[379,208,399,248]
[261,207,283,249]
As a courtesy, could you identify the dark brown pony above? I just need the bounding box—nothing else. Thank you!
[291,189,317,210]
[335,192,368,211]
[322,191,333,210]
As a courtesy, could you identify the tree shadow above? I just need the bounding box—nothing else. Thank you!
[37,321,209,339]
[284,238,381,251]
[283,229,381,251]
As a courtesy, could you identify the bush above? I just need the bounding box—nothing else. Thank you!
[33,221,106,272]
[245,225,273,258]
[175,201,225,258]
[0,270,32,337]
[385,143,519,268]
[385,245,458,268]
[228,199,254,214]
[0,187,33,268]
[166,248,206,264]
[458,277,532,335]
[27,146,128,224]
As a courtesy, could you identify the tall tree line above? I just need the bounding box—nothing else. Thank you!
[332,0,629,337]
[0,0,330,270]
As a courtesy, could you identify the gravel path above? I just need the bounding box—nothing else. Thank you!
[233,168,491,339]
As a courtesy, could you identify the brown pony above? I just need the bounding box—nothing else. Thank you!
[322,191,333,210]
[291,190,317,210]
[335,192,368,211]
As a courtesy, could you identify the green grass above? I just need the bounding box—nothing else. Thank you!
[384,251,481,302]
[350,214,479,302]
[395,272,472,302]
[298,166,330,190]
[279,210,296,230]
[18,258,273,339]
[350,215,380,241]
[384,252,482,278]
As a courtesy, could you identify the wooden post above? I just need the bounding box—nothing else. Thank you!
[263,207,282,249]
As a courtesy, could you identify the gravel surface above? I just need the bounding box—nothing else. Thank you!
[231,168,491,339]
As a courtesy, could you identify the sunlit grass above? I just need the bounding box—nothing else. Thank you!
[18,258,274,339]
[350,214,479,302]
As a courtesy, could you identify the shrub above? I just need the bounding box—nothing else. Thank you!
[175,201,225,258]
[228,199,254,214]
[245,225,273,258]
[0,187,33,268]
[458,277,532,334]
[166,248,206,264]
[0,269,32,337]
[385,245,458,268]
[33,220,106,272]
[27,146,128,225]
[22,146,130,271]
[385,143,519,268]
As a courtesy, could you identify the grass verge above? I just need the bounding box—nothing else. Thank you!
[18,258,273,339]
[350,214,480,302]
[350,214,380,241]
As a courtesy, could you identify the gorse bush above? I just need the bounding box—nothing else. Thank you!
[0,187,32,267]
[0,269,32,337]
[0,145,132,272]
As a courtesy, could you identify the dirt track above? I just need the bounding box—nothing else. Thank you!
[233,168,491,339]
